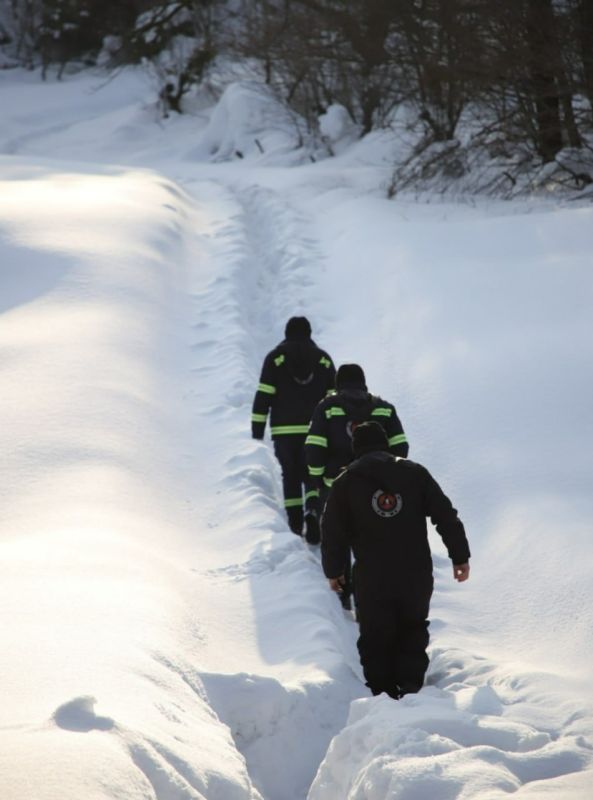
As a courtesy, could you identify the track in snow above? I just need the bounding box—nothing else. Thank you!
[174,177,364,800]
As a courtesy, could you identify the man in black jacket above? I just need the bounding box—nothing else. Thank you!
[305,363,408,497]
[306,363,408,604]
[321,422,470,699]
[252,317,335,540]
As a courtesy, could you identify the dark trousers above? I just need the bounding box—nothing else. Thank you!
[273,436,319,533]
[355,570,433,697]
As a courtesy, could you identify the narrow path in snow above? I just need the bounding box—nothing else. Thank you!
[172,176,365,800]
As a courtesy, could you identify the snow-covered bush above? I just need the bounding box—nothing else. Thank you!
[385,104,593,201]
[128,2,230,116]
[191,80,311,163]
[318,104,359,155]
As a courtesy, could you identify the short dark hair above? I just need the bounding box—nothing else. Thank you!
[352,421,389,456]
[284,316,312,340]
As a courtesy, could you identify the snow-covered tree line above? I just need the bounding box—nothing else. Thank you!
[1,0,592,177]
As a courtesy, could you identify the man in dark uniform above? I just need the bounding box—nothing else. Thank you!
[252,317,335,541]
[305,363,408,605]
[321,422,470,699]
[305,363,408,498]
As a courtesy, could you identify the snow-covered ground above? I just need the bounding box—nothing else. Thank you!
[1,67,592,800]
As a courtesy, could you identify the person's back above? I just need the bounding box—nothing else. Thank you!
[305,363,408,493]
[324,450,467,578]
[253,336,334,438]
[252,316,335,537]
[321,422,470,699]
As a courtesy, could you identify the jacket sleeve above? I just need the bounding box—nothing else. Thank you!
[321,474,352,579]
[305,401,328,484]
[251,354,276,439]
[386,403,409,457]
[421,467,470,565]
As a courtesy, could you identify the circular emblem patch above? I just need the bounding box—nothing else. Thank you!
[371,490,402,518]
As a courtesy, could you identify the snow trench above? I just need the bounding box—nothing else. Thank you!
[175,176,365,800]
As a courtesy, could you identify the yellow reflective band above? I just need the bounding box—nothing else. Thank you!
[319,356,331,368]
[325,406,346,418]
[258,383,276,395]
[271,425,309,435]
[284,497,303,508]
[371,407,392,417]
[323,477,334,488]
[252,413,267,423]
[308,465,325,476]
[389,434,408,446]
[274,354,285,366]
[305,489,320,500]
[305,434,328,447]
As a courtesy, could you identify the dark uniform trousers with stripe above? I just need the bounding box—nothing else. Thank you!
[273,435,320,533]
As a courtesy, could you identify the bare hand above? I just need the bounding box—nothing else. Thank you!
[329,576,345,593]
[453,563,470,582]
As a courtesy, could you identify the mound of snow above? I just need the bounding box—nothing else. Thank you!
[318,104,359,153]
[191,81,307,164]
[0,157,263,800]
[309,685,591,799]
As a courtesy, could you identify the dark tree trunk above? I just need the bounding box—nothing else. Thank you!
[559,76,582,149]
[579,0,593,120]
[526,0,563,162]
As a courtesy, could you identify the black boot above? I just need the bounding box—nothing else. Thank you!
[304,512,320,545]
[286,506,303,536]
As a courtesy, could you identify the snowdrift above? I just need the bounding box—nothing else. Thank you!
[0,158,265,799]
[190,81,309,165]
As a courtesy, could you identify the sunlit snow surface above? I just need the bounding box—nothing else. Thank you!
[0,68,592,799]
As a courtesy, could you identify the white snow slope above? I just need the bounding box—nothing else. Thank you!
[1,68,592,800]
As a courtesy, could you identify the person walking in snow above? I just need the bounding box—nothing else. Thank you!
[252,316,335,541]
[305,364,408,495]
[305,363,408,604]
[321,421,470,700]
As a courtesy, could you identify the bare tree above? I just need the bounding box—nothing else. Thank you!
[123,1,231,113]
[476,0,584,163]
[396,0,485,142]
[234,0,406,134]
[3,0,44,67]
[576,0,593,121]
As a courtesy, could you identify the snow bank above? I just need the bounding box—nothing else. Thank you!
[191,81,308,165]
[318,104,359,154]
[0,68,210,165]
[309,652,592,799]
[302,188,593,674]
[0,157,263,799]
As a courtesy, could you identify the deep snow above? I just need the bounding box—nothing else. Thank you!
[1,67,592,800]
